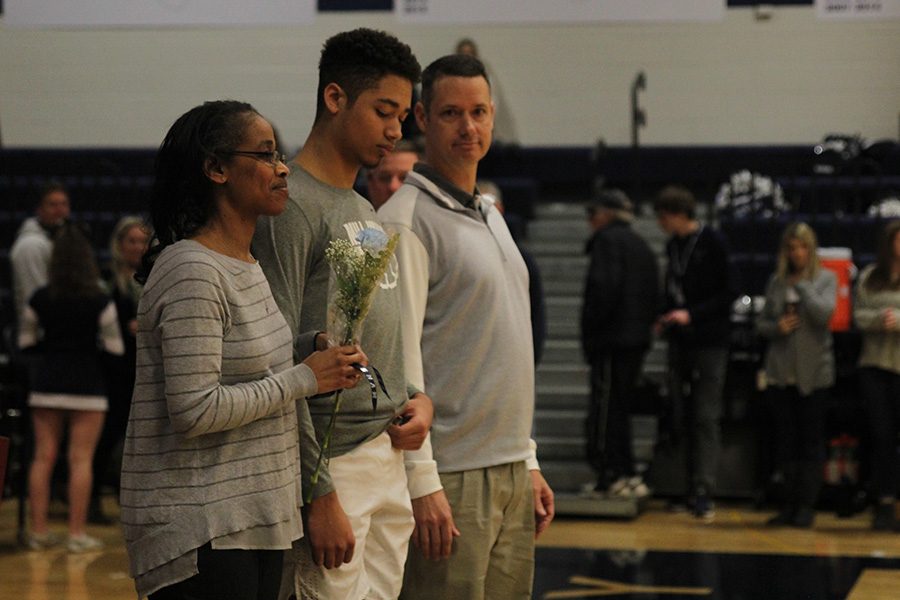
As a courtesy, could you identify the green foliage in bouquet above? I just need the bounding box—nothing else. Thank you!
[307,227,399,502]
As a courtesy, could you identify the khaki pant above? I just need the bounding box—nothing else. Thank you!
[401,461,534,600]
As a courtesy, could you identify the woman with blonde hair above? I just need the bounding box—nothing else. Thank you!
[88,216,151,523]
[109,216,149,319]
[757,222,837,528]
[855,219,900,530]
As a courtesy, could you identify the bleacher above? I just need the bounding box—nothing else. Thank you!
[2,142,898,327]
[476,141,899,497]
[0,142,898,505]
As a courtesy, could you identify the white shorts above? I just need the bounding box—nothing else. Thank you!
[295,432,414,600]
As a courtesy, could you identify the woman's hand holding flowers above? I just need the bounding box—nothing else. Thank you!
[303,345,368,394]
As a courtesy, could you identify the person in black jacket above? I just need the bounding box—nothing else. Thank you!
[581,190,659,498]
[655,185,737,521]
[19,223,125,552]
[480,179,547,365]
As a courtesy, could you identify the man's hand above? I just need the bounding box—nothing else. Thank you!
[884,308,897,331]
[388,393,433,451]
[530,470,554,539]
[303,491,355,569]
[411,490,460,560]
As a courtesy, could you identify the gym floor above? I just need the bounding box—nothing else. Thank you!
[2,496,899,599]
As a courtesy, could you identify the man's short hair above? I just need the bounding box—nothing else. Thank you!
[588,189,634,222]
[391,138,423,157]
[35,179,67,208]
[588,189,632,214]
[315,28,421,122]
[420,54,490,115]
[653,185,696,219]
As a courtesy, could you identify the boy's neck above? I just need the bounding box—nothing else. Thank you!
[294,126,360,189]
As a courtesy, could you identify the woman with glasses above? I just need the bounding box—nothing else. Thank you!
[757,222,836,528]
[120,100,366,600]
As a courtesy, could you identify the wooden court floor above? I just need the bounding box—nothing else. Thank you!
[2,496,900,599]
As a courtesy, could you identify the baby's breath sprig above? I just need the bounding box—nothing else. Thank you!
[308,228,399,501]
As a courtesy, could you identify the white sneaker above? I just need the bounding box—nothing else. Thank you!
[67,534,103,553]
[607,477,634,498]
[27,531,61,551]
[579,482,597,496]
[627,476,651,499]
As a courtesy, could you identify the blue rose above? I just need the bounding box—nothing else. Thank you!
[356,228,389,256]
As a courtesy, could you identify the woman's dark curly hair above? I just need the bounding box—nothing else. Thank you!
[136,100,259,284]
[315,28,421,122]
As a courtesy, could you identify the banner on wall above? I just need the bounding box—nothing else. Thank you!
[816,0,900,18]
[4,0,315,27]
[395,0,726,23]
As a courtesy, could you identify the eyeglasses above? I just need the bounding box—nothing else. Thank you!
[224,150,287,167]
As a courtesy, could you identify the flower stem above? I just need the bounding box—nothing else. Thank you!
[305,323,356,504]
[306,388,345,503]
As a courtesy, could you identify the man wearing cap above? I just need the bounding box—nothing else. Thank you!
[581,190,659,498]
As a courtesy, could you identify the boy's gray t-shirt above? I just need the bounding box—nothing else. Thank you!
[253,165,414,499]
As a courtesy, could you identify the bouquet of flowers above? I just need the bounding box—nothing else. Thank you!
[307,227,399,500]
[326,228,399,347]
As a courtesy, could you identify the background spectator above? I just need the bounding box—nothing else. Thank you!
[88,216,150,523]
[655,185,736,521]
[18,223,124,552]
[854,219,900,531]
[757,222,836,528]
[455,37,519,145]
[479,179,547,365]
[581,189,658,499]
[367,138,420,211]
[10,181,71,323]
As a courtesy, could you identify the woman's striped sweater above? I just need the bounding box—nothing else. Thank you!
[120,240,316,598]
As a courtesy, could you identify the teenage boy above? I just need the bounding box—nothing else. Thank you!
[654,185,736,521]
[253,28,429,600]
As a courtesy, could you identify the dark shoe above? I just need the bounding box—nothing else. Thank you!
[88,510,113,526]
[88,500,113,526]
[873,503,895,532]
[666,497,689,513]
[693,492,715,522]
[791,507,815,528]
[766,508,795,526]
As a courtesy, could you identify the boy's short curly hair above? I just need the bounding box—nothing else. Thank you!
[316,28,421,122]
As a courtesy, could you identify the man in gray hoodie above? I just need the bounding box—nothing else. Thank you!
[378,54,554,600]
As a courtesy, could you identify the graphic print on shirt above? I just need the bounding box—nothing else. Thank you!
[342,219,400,290]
